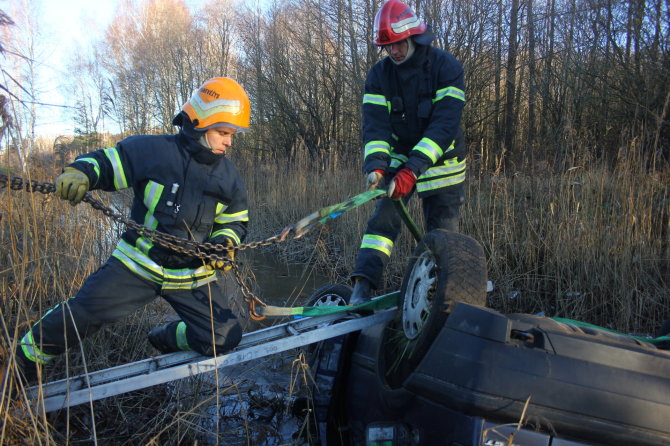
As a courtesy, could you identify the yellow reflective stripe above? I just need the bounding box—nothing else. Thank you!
[176,322,190,350]
[215,203,228,215]
[413,138,443,164]
[114,240,216,284]
[390,152,409,169]
[360,234,394,257]
[416,171,466,193]
[433,86,465,103]
[21,331,57,364]
[136,236,154,255]
[143,181,163,229]
[116,240,163,276]
[364,141,391,159]
[211,228,241,245]
[77,157,100,179]
[215,210,249,224]
[112,248,162,284]
[418,158,466,179]
[119,241,207,279]
[162,276,217,289]
[363,94,389,112]
[103,147,129,190]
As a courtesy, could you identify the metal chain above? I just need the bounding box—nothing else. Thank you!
[0,174,295,319]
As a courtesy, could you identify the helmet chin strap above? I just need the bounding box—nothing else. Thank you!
[199,133,211,149]
[391,38,415,65]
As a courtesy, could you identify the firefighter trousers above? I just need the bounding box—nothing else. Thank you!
[351,191,462,289]
[21,256,242,364]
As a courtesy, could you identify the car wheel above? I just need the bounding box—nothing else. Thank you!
[308,283,352,307]
[382,229,488,387]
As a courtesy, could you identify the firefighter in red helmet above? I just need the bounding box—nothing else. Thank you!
[350,0,467,305]
[15,78,252,383]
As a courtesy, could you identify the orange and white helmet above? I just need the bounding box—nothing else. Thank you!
[373,0,427,46]
[181,77,250,132]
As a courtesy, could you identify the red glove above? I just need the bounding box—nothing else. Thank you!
[388,168,416,200]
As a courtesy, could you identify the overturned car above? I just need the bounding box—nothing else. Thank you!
[307,230,670,446]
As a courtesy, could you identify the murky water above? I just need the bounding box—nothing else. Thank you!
[239,250,332,307]
[202,251,334,445]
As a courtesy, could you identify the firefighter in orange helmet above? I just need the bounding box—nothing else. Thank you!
[350,0,467,305]
[16,78,251,383]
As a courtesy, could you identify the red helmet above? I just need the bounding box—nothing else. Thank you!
[373,0,427,46]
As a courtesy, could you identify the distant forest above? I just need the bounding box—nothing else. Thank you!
[3,0,670,172]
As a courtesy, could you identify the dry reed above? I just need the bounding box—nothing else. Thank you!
[0,134,667,443]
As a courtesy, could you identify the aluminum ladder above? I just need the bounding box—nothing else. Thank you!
[28,308,395,413]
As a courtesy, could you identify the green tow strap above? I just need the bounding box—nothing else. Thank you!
[551,317,670,346]
[261,189,420,318]
[257,291,399,317]
[293,189,386,238]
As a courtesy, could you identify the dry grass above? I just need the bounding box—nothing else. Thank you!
[0,135,668,443]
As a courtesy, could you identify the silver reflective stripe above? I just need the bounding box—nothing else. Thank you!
[113,240,217,289]
[216,203,228,215]
[211,228,240,245]
[391,15,422,34]
[136,237,153,255]
[418,159,466,179]
[77,157,101,179]
[364,141,391,159]
[215,210,249,224]
[360,234,394,257]
[416,171,466,193]
[434,86,465,103]
[21,331,57,364]
[390,152,409,169]
[112,248,161,284]
[413,138,443,164]
[363,94,387,107]
[143,181,163,230]
[191,96,241,117]
[103,148,129,190]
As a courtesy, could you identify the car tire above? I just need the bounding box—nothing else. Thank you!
[381,229,488,387]
[307,283,352,307]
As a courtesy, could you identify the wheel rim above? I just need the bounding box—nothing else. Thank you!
[402,250,437,340]
[312,293,347,307]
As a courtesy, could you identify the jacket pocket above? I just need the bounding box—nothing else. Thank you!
[143,180,177,228]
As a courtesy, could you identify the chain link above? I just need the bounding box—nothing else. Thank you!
[1,174,295,319]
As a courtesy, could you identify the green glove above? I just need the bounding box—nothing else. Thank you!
[206,238,235,272]
[55,167,89,205]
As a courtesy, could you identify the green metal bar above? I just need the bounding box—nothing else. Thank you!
[393,199,424,243]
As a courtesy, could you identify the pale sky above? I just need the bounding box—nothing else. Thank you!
[3,0,242,139]
[2,0,120,137]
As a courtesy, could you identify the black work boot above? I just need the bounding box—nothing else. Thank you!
[14,345,39,385]
[349,278,372,307]
[147,322,181,354]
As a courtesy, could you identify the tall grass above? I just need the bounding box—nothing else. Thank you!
[235,141,668,334]
[0,136,668,443]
